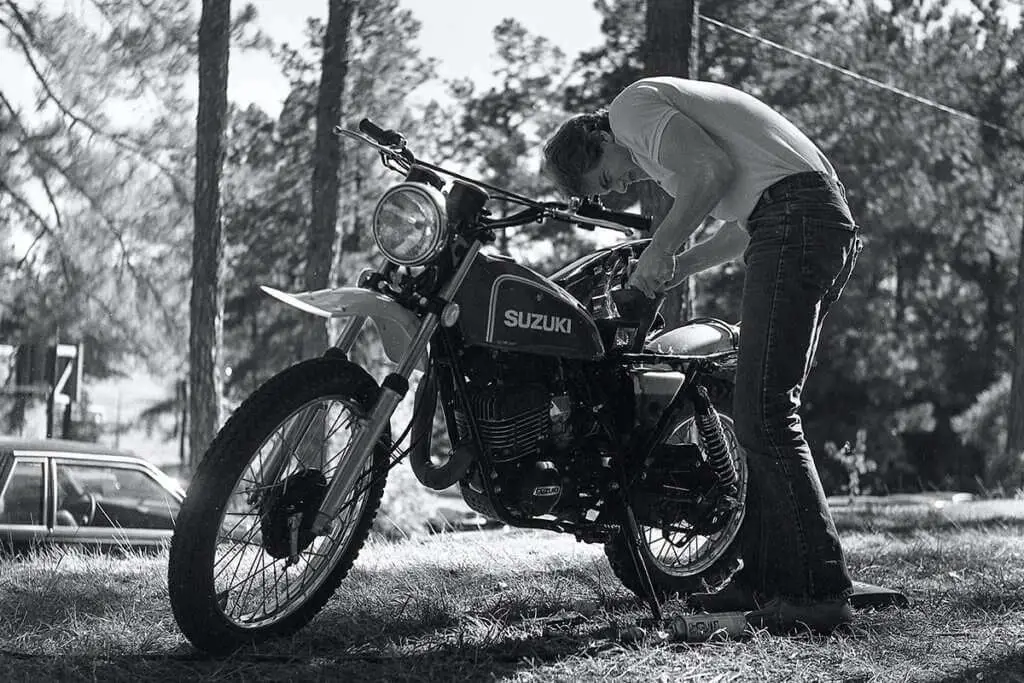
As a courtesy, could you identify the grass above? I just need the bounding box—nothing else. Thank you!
[2,505,1024,682]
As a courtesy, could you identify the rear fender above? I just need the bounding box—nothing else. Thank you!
[260,286,422,367]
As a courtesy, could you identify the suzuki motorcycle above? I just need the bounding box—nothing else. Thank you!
[167,119,747,654]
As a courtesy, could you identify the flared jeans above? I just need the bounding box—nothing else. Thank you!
[732,171,863,601]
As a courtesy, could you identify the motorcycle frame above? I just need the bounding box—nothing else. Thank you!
[277,124,737,546]
[295,248,739,538]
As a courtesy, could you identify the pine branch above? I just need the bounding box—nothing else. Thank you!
[0,176,157,355]
[2,0,34,40]
[28,145,181,338]
[0,13,191,206]
[3,89,183,338]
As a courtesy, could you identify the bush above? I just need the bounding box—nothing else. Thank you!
[825,428,877,500]
[952,373,1019,487]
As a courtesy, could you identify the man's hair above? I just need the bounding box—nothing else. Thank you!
[542,110,611,196]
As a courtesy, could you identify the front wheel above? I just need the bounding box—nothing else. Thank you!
[606,401,747,600]
[167,357,391,654]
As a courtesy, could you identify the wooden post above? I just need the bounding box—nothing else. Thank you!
[642,0,700,327]
[1007,190,1024,474]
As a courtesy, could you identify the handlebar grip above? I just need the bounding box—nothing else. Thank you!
[575,203,652,232]
[358,118,404,147]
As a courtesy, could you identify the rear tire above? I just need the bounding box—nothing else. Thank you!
[168,357,390,654]
[606,394,746,601]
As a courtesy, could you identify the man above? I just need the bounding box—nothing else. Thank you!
[543,77,863,634]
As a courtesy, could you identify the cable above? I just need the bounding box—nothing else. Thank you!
[699,14,1024,144]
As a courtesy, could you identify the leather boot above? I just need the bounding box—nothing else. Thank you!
[745,597,853,635]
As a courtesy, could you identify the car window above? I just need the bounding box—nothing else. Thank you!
[0,461,45,525]
[55,463,180,529]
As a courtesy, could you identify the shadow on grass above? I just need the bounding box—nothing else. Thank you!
[2,626,619,682]
[278,555,641,651]
[945,586,1024,613]
[834,513,1024,536]
[933,646,1024,683]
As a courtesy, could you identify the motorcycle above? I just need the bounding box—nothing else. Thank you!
[167,119,747,654]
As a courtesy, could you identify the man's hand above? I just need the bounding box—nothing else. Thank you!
[628,244,676,298]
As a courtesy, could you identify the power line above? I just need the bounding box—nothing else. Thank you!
[699,14,1024,144]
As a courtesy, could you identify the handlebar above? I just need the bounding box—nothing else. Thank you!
[334,119,653,237]
[358,118,407,148]
[573,199,653,232]
[541,204,645,235]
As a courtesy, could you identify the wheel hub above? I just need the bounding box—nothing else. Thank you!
[259,469,328,559]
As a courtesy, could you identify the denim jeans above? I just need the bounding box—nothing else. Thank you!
[731,171,863,602]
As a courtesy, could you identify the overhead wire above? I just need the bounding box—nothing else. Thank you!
[698,13,1024,145]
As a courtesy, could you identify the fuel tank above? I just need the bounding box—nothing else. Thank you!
[453,252,605,360]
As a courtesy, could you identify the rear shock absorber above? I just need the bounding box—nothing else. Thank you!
[690,384,738,498]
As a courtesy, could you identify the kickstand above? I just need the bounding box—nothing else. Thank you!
[621,500,663,621]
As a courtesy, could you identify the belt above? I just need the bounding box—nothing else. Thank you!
[754,171,845,209]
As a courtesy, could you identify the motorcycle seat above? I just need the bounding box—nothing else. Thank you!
[644,318,740,356]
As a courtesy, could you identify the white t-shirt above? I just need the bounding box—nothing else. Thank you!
[608,77,837,225]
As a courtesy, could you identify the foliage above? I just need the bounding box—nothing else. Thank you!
[953,372,1018,485]
[219,0,440,396]
[825,428,878,499]
[0,0,199,380]
[443,19,608,273]
[551,0,1024,493]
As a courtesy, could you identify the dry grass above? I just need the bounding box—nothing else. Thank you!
[2,505,1024,682]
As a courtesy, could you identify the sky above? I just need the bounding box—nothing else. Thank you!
[230,0,606,117]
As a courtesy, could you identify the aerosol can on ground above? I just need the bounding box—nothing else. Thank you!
[618,612,750,644]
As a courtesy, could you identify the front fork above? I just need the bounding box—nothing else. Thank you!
[309,241,482,535]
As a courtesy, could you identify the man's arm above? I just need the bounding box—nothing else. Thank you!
[648,112,735,254]
[665,220,748,290]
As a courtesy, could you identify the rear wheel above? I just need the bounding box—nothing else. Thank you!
[606,404,747,600]
[168,357,390,654]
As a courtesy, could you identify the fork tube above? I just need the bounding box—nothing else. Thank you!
[333,315,367,356]
[312,241,482,533]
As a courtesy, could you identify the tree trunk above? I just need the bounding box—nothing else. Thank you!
[304,0,355,356]
[1008,204,1024,471]
[189,0,230,468]
[643,0,700,328]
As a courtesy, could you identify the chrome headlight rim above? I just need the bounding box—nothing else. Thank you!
[371,182,449,267]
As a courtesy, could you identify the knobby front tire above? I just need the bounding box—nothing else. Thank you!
[167,357,390,654]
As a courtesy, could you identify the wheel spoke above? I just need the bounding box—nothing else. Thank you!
[207,396,379,628]
[641,414,747,578]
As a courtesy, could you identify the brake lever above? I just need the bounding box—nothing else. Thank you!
[336,127,414,173]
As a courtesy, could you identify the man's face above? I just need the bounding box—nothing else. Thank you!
[578,137,643,197]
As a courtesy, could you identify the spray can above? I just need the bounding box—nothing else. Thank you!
[662,612,749,642]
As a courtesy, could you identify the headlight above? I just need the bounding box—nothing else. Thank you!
[372,182,448,266]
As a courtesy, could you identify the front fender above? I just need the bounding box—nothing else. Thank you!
[260,285,421,365]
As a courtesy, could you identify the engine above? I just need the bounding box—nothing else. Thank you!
[453,351,592,519]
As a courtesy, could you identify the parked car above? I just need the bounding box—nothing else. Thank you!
[0,437,185,552]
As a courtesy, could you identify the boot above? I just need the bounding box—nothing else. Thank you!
[745,597,853,635]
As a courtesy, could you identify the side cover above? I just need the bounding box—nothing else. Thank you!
[453,253,605,360]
